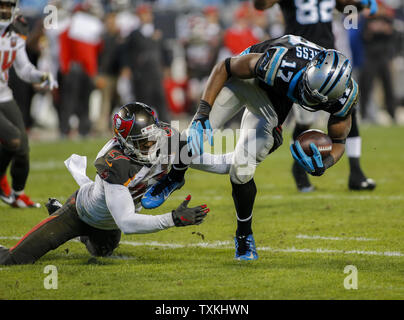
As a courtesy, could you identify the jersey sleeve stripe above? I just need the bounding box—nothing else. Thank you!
[287,67,306,102]
[265,46,288,86]
[333,80,358,117]
[239,47,251,56]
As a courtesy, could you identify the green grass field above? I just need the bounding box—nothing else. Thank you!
[1,125,404,300]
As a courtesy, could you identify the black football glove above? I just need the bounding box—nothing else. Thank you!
[45,198,63,216]
[172,195,209,227]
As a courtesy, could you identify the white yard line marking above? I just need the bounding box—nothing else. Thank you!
[31,161,65,170]
[1,237,403,258]
[120,240,232,249]
[296,234,378,241]
[257,247,404,257]
[169,194,404,201]
[120,240,404,257]
[0,236,21,240]
[108,255,136,260]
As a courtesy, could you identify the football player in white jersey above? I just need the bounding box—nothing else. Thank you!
[0,0,58,208]
[0,103,209,265]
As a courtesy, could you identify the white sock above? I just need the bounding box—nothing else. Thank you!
[13,190,24,196]
[346,137,362,158]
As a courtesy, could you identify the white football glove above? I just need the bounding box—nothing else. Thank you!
[40,72,58,90]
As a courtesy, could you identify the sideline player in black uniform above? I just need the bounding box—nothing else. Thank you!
[254,0,377,192]
[0,103,209,265]
[142,35,358,260]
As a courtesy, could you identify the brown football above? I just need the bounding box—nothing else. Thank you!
[296,129,332,157]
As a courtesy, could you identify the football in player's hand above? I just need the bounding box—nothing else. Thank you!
[296,129,332,157]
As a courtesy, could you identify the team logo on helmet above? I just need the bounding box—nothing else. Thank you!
[115,117,122,130]
[113,114,134,139]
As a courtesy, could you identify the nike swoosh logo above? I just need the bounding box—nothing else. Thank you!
[237,252,256,261]
[0,195,14,205]
[245,252,255,259]
[105,159,113,167]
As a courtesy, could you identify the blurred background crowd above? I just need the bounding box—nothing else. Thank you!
[14,0,404,140]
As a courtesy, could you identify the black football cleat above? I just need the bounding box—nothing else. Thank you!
[292,161,315,193]
[45,198,63,215]
[348,177,376,191]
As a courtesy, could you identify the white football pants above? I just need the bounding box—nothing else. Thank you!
[189,78,279,185]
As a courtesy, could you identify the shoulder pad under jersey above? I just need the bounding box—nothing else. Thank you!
[94,148,139,186]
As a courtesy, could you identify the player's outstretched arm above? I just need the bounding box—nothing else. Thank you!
[327,113,352,166]
[201,53,262,107]
[103,181,208,234]
[188,53,263,155]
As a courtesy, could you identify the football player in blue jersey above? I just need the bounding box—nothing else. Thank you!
[253,0,377,192]
[142,35,359,261]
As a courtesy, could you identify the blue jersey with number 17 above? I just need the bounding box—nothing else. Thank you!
[241,35,358,125]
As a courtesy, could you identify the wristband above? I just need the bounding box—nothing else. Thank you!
[332,138,346,144]
[196,100,212,117]
[225,58,232,79]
